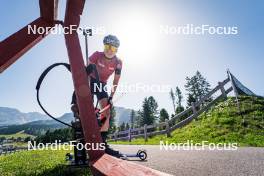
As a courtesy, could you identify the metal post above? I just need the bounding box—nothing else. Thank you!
[82,28,92,66]
[227,69,240,110]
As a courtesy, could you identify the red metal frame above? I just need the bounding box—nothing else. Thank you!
[64,0,104,162]
[0,0,58,73]
[0,0,169,175]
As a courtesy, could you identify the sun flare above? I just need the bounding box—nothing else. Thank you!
[110,12,161,65]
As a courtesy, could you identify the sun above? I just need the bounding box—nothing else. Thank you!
[109,12,161,66]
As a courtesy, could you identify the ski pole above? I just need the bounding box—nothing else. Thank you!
[99,92,127,114]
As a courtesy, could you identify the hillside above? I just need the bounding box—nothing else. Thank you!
[113,96,264,147]
[0,130,35,139]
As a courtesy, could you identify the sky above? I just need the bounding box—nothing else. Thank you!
[0,0,263,117]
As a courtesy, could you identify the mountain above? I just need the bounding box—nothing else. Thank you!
[0,112,75,136]
[0,106,133,135]
[0,107,49,126]
[21,107,132,126]
[114,106,133,125]
[26,113,74,126]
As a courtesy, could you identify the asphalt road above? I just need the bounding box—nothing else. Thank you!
[112,145,264,176]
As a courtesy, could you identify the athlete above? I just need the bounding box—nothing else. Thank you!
[81,34,123,158]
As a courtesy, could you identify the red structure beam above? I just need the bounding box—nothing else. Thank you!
[39,0,58,23]
[0,0,58,73]
[91,154,172,176]
[0,18,53,73]
[63,0,170,175]
[64,0,105,162]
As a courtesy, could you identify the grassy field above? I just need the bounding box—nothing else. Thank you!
[0,148,92,176]
[110,96,264,147]
[0,96,262,175]
[0,130,35,139]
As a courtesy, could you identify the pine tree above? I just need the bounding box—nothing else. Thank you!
[130,110,136,129]
[185,71,211,107]
[169,88,176,113]
[175,86,183,107]
[159,108,169,122]
[175,86,185,114]
[139,98,152,126]
[135,111,142,128]
[125,123,130,130]
[148,96,158,116]
[119,122,126,131]
[138,96,159,126]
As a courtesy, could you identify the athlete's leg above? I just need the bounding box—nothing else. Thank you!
[98,98,124,158]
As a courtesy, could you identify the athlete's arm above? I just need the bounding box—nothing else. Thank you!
[110,59,122,98]
[87,51,98,66]
[110,73,121,98]
[86,51,99,77]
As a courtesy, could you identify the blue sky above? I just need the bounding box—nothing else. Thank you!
[0,0,263,116]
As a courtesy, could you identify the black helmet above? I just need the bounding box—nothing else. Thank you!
[103,35,120,48]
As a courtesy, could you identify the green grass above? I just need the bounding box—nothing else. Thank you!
[0,130,35,139]
[0,96,262,175]
[0,148,92,176]
[110,96,264,147]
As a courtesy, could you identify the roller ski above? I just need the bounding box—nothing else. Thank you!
[120,150,147,161]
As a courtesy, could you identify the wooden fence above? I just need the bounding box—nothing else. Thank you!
[108,77,233,142]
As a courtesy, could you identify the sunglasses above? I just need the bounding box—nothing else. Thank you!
[104,44,118,52]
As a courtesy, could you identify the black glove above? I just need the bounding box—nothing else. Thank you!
[107,96,113,107]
